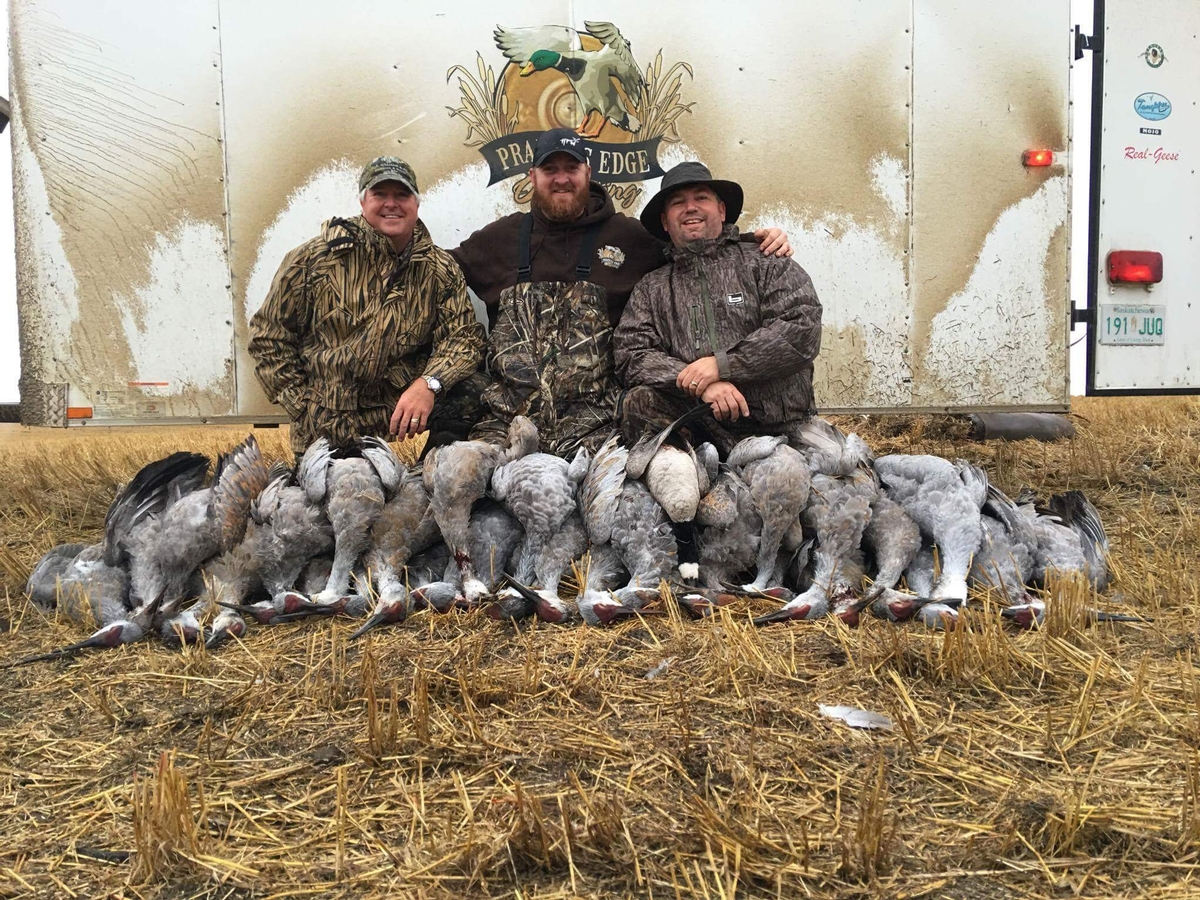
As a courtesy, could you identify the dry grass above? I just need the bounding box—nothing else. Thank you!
[1,399,1199,898]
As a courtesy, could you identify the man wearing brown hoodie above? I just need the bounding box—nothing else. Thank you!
[448,128,789,455]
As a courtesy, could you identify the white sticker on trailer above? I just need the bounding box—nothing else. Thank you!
[1099,304,1167,346]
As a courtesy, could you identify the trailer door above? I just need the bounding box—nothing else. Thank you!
[1086,0,1199,394]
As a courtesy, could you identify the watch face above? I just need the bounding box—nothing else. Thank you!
[426,376,442,392]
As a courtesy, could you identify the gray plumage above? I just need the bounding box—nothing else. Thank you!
[1046,491,1110,589]
[973,484,1042,605]
[754,472,871,624]
[26,451,210,634]
[357,465,440,629]
[493,447,588,606]
[696,470,758,590]
[874,454,982,602]
[612,480,678,588]
[25,542,90,611]
[577,542,649,626]
[257,468,336,601]
[902,547,960,629]
[863,494,922,601]
[199,466,336,640]
[127,436,270,618]
[794,417,874,477]
[413,502,523,613]
[800,473,872,605]
[904,546,937,597]
[1023,505,1089,587]
[726,436,811,592]
[425,416,537,602]
[303,437,401,605]
[581,436,676,596]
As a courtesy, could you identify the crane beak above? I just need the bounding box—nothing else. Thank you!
[350,606,401,640]
[720,583,795,602]
[272,605,341,623]
[676,594,717,618]
[502,576,563,623]
[751,605,811,627]
[1094,611,1150,624]
[0,624,125,668]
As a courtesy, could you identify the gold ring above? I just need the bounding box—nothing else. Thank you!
[690,380,699,386]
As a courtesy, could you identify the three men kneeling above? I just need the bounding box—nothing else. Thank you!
[250,130,822,461]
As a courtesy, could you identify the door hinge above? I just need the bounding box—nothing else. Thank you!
[1074,25,1101,60]
[1072,303,1095,327]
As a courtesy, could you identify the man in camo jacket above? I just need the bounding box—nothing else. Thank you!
[614,162,823,456]
[250,157,486,455]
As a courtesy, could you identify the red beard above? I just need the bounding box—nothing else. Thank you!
[534,183,588,222]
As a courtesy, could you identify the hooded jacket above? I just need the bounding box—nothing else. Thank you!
[249,216,485,448]
[449,184,667,327]
[614,224,823,425]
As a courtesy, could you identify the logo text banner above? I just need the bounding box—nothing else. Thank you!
[479,132,666,186]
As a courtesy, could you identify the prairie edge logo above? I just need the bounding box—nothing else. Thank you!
[447,21,694,209]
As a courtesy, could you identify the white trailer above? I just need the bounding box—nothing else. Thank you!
[10,0,1092,426]
[1082,0,1199,394]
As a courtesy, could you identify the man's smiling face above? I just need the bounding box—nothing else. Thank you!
[360,181,419,250]
[530,153,591,222]
[661,184,726,247]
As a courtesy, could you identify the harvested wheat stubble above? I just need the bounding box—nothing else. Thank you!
[1,399,1199,899]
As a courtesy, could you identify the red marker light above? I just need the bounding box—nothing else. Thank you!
[1022,149,1055,167]
[1107,250,1163,284]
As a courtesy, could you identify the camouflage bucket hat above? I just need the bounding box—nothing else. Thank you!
[359,156,420,196]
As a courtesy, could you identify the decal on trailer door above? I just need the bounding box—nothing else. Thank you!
[1140,43,1167,68]
[1134,92,1172,121]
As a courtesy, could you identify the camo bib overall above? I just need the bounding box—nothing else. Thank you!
[473,214,621,456]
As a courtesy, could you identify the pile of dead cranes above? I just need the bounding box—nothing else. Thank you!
[9,411,1140,667]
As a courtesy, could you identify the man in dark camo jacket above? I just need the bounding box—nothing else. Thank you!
[614,162,823,457]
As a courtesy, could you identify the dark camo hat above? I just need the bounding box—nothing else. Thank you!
[359,156,419,196]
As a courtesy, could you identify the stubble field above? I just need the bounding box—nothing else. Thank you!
[1,397,1198,899]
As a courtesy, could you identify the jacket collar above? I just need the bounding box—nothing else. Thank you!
[321,215,432,263]
[669,223,742,264]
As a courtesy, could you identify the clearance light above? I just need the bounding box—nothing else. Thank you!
[66,407,94,420]
[1107,250,1163,284]
[1022,149,1055,167]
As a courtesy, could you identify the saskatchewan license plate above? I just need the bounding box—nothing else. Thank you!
[1099,304,1166,346]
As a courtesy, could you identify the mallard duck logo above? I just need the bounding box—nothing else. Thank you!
[447,21,694,209]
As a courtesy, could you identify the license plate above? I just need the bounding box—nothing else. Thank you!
[1099,304,1166,345]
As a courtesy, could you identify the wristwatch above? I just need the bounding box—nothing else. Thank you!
[422,375,442,394]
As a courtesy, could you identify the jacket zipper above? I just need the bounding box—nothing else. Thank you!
[697,263,721,357]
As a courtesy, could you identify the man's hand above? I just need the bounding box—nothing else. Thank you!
[753,226,793,258]
[701,382,750,422]
[389,380,435,438]
[677,356,721,397]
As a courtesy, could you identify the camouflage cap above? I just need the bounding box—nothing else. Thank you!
[359,156,419,196]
